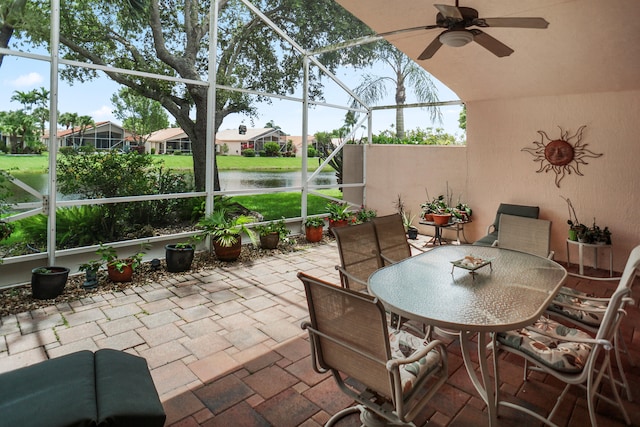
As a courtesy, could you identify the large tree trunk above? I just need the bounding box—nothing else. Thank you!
[395,73,406,139]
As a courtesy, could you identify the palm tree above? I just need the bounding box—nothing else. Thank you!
[11,87,49,137]
[59,112,79,147]
[76,115,95,147]
[352,43,442,139]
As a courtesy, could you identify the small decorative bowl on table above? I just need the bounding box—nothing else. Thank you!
[451,255,492,280]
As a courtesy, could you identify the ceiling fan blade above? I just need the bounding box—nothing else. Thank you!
[418,36,443,60]
[434,4,463,20]
[473,17,549,29]
[470,29,514,57]
[377,24,441,38]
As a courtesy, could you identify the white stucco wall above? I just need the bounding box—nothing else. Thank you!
[365,89,640,272]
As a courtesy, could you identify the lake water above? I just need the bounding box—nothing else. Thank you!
[6,170,338,202]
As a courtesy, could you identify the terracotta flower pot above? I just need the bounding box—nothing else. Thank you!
[305,225,324,243]
[259,232,280,249]
[432,213,452,226]
[213,237,242,262]
[328,219,349,236]
[107,262,134,283]
[423,213,434,222]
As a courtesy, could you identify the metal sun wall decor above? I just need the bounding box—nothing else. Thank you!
[521,125,603,188]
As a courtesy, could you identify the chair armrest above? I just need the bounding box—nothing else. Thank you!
[335,265,367,289]
[548,250,555,260]
[556,288,612,303]
[408,241,426,253]
[523,324,613,350]
[380,253,398,264]
[386,339,447,369]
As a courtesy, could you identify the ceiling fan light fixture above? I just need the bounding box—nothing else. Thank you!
[439,30,474,47]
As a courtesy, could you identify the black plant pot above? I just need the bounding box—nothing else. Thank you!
[407,227,419,240]
[82,268,99,289]
[165,244,195,272]
[31,266,70,300]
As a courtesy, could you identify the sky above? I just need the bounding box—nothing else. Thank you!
[0,52,464,139]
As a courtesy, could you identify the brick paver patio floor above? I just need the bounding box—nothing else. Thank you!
[1,236,639,426]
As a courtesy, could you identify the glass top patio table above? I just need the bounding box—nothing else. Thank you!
[368,245,567,333]
[368,245,568,427]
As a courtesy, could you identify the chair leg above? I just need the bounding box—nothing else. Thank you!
[326,406,363,427]
[614,331,633,401]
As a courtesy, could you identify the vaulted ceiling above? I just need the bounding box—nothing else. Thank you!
[335,0,640,102]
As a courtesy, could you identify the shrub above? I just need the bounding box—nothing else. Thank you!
[173,150,183,155]
[258,150,266,157]
[150,148,156,154]
[242,148,256,157]
[307,146,317,157]
[263,142,281,157]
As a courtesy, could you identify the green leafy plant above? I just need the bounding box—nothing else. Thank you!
[79,259,103,273]
[255,217,290,240]
[96,244,147,272]
[353,205,377,224]
[197,207,257,248]
[326,201,352,221]
[304,216,325,228]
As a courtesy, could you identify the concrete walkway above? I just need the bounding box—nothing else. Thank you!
[1,237,638,426]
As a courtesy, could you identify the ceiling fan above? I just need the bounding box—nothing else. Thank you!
[383,1,549,60]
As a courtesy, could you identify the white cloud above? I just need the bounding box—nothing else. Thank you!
[11,72,44,88]
[92,105,114,121]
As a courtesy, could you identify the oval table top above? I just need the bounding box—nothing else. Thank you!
[368,245,567,333]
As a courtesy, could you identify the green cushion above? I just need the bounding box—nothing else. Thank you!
[0,350,97,427]
[95,349,166,427]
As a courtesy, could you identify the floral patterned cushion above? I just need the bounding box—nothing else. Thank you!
[388,330,442,395]
[497,316,593,373]
[548,286,606,327]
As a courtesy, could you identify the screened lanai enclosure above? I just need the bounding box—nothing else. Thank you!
[0,0,461,287]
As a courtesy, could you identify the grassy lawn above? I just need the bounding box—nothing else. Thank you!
[0,152,331,173]
[235,190,341,221]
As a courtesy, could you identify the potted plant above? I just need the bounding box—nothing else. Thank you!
[31,266,70,299]
[304,216,325,243]
[197,207,257,261]
[562,196,586,241]
[96,244,146,283]
[402,211,419,240]
[255,217,290,250]
[79,260,102,289]
[353,205,377,224]
[326,201,352,234]
[165,242,195,272]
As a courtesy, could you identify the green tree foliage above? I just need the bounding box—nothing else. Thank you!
[17,0,376,192]
[351,42,442,139]
[111,87,169,144]
[0,0,32,67]
[10,87,49,137]
[459,104,466,130]
[369,127,458,145]
[263,141,281,157]
[0,109,40,153]
[56,151,194,240]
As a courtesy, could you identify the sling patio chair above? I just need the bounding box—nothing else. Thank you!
[331,221,383,293]
[298,272,448,427]
[372,213,425,266]
[491,245,640,427]
[491,213,554,259]
[473,203,540,247]
[545,246,640,401]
